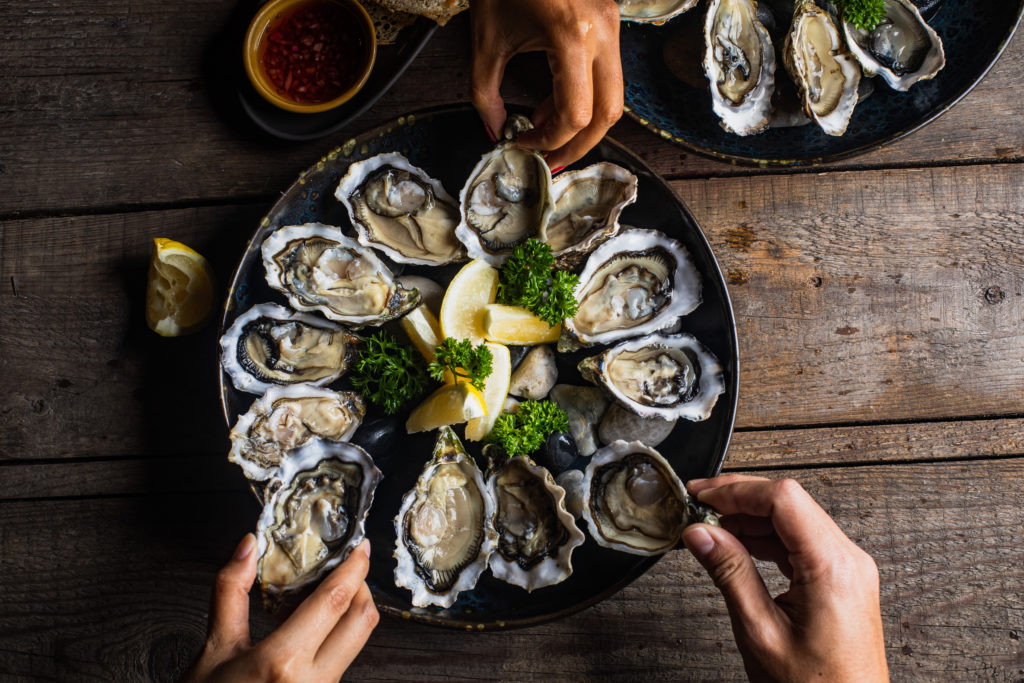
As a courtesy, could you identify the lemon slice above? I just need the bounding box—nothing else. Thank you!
[483,304,561,345]
[146,237,215,337]
[439,259,498,344]
[465,342,512,441]
[400,304,443,362]
[406,382,488,434]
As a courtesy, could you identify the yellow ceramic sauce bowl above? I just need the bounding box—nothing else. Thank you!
[244,0,377,114]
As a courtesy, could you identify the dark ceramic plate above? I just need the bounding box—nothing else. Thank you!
[219,104,739,630]
[621,0,1024,166]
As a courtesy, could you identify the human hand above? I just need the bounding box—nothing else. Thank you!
[184,534,378,683]
[681,475,888,682]
[470,0,623,171]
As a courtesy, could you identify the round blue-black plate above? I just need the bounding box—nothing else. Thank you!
[621,0,1024,166]
[219,103,739,630]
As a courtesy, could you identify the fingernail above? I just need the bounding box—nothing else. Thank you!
[687,478,707,487]
[683,526,715,559]
[233,533,256,561]
[484,124,496,143]
[358,538,371,559]
[550,165,566,175]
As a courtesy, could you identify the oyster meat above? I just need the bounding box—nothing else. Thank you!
[579,333,725,421]
[393,427,497,608]
[784,0,861,136]
[262,223,419,327]
[617,0,699,24]
[334,153,466,266]
[220,303,359,395]
[229,386,366,481]
[486,454,585,591]
[456,115,553,266]
[560,228,702,352]
[256,440,382,603]
[703,0,777,136]
[842,0,944,91]
[540,162,638,269]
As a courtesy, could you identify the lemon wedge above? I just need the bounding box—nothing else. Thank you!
[439,259,498,344]
[483,304,561,345]
[400,304,443,362]
[146,237,215,337]
[406,382,488,434]
[465,342,512,441]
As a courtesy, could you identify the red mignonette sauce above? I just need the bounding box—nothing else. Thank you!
[259,0,371,104]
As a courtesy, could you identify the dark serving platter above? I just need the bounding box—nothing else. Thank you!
[621,0,1024,166]
[218,104,739,630]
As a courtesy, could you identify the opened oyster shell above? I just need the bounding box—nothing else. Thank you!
[617,0,699,24]
[393,427,497,608]
[262,223,419,328]
[486,453,585,591]
[541,162,638,270]
[703,0,777,136]
[841,0,944,91]
[784,0,861,136]
[578,333,725,421]
[220,303,360,395]
[456,115,554,266]
[560,228,702,352]
[229,386,366,481]
[256,439,382,603]
[334,153,466,266]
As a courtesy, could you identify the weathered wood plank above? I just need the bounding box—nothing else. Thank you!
[1,6,1022,214]
[0,459,1021,681]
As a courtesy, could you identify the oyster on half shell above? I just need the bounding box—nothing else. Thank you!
[841,0,944,91]
[334,153,466,266]
[262,223,419,328]
[617,0,699,24]
[229,386,366,481]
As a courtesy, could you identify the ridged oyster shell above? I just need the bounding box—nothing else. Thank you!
[261,223,419,327]
[220,303,360,395]
[559,228,702,352]
[578,333,725,421]
[393,427,497,608]
[617,0,699,24]
[334,153,466,266]
[256,439,382,603]
[486,454,585,591]
[229,385,366,481]
[841,0,944,91]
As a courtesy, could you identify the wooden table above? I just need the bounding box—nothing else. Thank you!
[2,6,1023,680]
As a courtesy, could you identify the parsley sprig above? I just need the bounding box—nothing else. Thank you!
[836,0,886,31]
[484,400,569,458]
[428,338,493,391]
[497,239,580,327]
[350,330,429,415]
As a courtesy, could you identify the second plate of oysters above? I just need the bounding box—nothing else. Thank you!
[218,105,738,629]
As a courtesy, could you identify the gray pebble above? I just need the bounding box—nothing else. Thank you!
[598,404,677,448]
[508,345,558,400]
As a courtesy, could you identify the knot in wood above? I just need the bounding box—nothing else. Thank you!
[984,286,1005,304]
[810,276,823,288]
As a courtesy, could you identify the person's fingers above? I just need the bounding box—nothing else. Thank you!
[682,524,785,652]
[314,581,379,673]
[517,42,593,152]
[735,534,795,579]
[720,513,776,538]
[687,473,770,495]
[270,540,372,650]
[543,37,623,169]
[469,12,509,140]
[208,533,258,653]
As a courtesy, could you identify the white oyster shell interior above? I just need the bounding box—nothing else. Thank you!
[617,0,698,24]
[842,0,944,92]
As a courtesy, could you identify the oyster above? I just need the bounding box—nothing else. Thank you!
[578,333,725,421]
[540,163,638,269]
[334,153,466,266]
[582,440,691,555]
[486,454,585,591]
[229,386,366,481]
[256,440,382,603]
[617,0,699,24]
[784,0,861,136]
[456,115,554,266]
[262,223,419,328]
[220,303,359,395]
[841,0,944,91]
[394,428,497,608]
[703,0,777,136]
[559,228,702,352]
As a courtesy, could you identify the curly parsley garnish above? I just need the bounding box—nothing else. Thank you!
[350,330,429,415]
[484,400,570,458]
[428,337,493,391]
[497,239,580,327]
[837,0,886,31]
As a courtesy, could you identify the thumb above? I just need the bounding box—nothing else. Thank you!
[682,524,781,646]
[208,533,258,652]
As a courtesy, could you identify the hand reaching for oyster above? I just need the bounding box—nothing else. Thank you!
[470,0,624,170]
